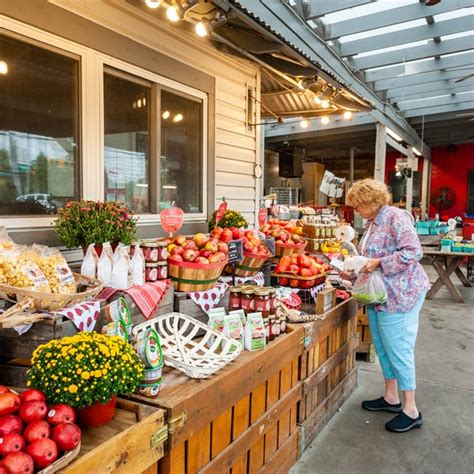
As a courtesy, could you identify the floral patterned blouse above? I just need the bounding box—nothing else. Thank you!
[359,205,430,313]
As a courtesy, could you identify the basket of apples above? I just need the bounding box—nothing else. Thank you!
[261,221,306,259]
[211,228,270,277]
[167,234,229,292]
[272,255,327,289]
[0,386,81,474]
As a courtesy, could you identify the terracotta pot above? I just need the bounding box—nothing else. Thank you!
[82,243,118,257]
[76,396,117,428]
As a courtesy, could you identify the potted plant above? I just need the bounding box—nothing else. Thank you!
[27,332,144,428]
[207,208,248,232]
[53,200,138,253]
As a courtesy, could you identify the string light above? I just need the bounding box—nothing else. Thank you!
[320,99,330,109]
[173,113,184,123]
[300,119,309,128]
[321,116,330,125]
[0,61,8,75]
[195,20,209,37]
[343,111,353,121]
[166,0,198,22]
[162,110,170,119]
[166,5,181,22]
[195,12,227,37]
[313,96,322,105]
[144,0,161,8]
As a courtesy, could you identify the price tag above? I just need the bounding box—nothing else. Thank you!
[160,207,184,234]
[264,237,275,256]
[258,208,268,226]
[227,240,243,264]
[215,201,228,226]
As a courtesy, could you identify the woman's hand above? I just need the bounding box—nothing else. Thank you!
[362,258,381,273]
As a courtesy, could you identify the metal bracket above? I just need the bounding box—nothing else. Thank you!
[168,411,188,434]
[151,425,168,449]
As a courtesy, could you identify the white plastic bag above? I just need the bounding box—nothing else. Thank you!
[343,255,369,275]
[97,242,113,286]
[131,244,145,287]
[352,271,388,305]
[111,244,132,290]
[81,244,99,279]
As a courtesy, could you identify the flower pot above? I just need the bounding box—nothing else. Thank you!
[82,243,118,257]
[76,396,117,428]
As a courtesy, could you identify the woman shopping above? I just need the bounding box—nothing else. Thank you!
[345,179,430,433]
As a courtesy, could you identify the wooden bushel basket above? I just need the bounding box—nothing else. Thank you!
[168,258,227,292]
[225,252,268,277]
[274,241,307,259]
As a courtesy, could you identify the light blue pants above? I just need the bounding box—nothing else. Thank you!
[367,294,425,391]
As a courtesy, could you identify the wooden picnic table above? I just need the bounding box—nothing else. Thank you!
[423,250,473,303]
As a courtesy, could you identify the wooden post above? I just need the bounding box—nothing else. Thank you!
[406,150,416,213]
[349,147,355,184]
[421,151,431,220]
[374,123,386,183]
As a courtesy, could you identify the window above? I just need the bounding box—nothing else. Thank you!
[104,71,151,213]
[0,33,80,215]
[161,90,203,213]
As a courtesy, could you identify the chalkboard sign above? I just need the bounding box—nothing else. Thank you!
[264,237,275,256]
[227,239,243,263]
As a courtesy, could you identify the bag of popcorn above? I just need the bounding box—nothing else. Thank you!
[33,244,76,294]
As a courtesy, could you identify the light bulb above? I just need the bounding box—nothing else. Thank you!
[320,99,330,109]
[343,111,353,121]
[195,21,209,37]
[297,79,305,90]
[300,119,309,128]
[173,113,183,123]
[321,116,330,125]
[162,110,170,119]
[166,5,181,22]
[0,61,8,75]
[145,0,161,8]
[313,96,321,105]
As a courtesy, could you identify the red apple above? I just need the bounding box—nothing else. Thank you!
[275,264,285,274]
[289,279,300,288]
[24,420,51,443]
[298,268,313,277]
[47,404,75,426]
[300,280,314,289]
[26,439,58,469]
[184,241,197,251]
[19,389,45,404]
[193,233,208,248]
[0,394,21,417]
[288,264,299,274]
[230,227,242,239]
[199,250,212,258]
[52,423,81,452]
[172,235,187,247]
[194,256,210,265]
[208,253,221,263]
[297,255,311,268]
[204,239,218,253]
[243,242,254,252]
[0,387,10,395]
[2,452,34,474]
[170,254,183,262]
[212,227,223,237]
[279,277,289,286]
[170,245,184,256]
[217,242,229,254]
[182,249,198,262]
[0,464,8,474]
[220,228,233,243]
[0,433,25,457]
[18,401,47,424]
[0,416,23,436]
[214,252,226,262]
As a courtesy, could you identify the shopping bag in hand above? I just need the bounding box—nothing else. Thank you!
[352,270,388,305]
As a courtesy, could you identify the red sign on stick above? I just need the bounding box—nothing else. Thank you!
[160,207,184,234]
[215,201,228,226]
[258,208,268,227]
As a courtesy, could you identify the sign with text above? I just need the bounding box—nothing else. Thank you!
[160,207,184,234]
[227,239,243,264]
[264,237,275,256]
[258,208,268,227]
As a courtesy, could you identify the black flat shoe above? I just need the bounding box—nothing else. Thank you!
[362,397,402,413]
[385,411,423,433]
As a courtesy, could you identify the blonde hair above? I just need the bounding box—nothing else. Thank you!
[346,179,390,209]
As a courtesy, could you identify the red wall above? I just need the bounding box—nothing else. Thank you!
[429,143,474,218]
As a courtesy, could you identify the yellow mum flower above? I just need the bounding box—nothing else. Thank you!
[81,372,90,380]
[94,370,102,378]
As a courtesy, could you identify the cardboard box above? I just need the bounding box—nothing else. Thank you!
[315,288,336,314]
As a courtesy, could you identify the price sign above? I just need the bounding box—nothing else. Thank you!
[160,207,184,234]
[215,201,228,226]
[258,208,268,227]
[264,237,275,256]
[227,239,243,263]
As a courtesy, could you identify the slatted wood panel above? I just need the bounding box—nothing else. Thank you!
[356,306,375,362]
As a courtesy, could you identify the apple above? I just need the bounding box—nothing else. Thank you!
[212,227,223,237]
[230,227,242,239]
[0,416,23,436]
[204,239,218,253]
[288,264,299,274]
[217,242,229,254]
[184,241,197,251]
[199,249,212,258]
[172,235,187,247]
[289,279,300,288]
[0,433,25,457]
[52,423,81,452]
[0,394,21,417]
[183,249,198,262]
[193,233,208,248]
[275,264,285,274]
[18,401,47,424]
[170,245,184,256]
[26,439,58,469]
[2,452,34,474]
[220,228,233,243]
[297,255,311,268]
[19,389,45,404]
[24,420,51,443]
[47,404,75,426]
[279,277,289,286]
[0,465,7,474]
[170,254,183,262]
[300,280,314,289]
[298,268,313,277]
[0,387,10,395]
[194,256,210,265]
[243,242,254,253]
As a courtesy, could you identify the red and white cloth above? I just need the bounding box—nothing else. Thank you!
[187,282,228,315]
[97,280,170,320]
[219,272,265,287]
[55,300,101,332]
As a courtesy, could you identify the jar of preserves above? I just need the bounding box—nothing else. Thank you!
[254,289,270,318]
[268,315,276,341]
[241,289,255,315]
[280,313,287,334]
[141,241,168,263]
[272,314,281,338]
[145,263,159,282]
[268,288,277,316]
[229,287,242,311]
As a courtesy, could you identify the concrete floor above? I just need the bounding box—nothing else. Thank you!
[291,268,474,474]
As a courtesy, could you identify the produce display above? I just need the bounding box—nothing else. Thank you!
[273,255,328,289]
[207,208,248,232]
[0,387,81,472]
[211,228,270,257]
[168,234,229,264]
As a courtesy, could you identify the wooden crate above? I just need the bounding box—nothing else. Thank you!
[292,298,359,451]
[356,306,375,363]
[128,325,305,473]
[173,290,229,326]
[62,398,167,474]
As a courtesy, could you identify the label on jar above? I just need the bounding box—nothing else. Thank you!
[158,265,167,279]
[280,316,287,333]
[272,318,281,337]
[159,247,168,260]
[147,268,158,281]
[264,318,270,340]
[149,249,159,261]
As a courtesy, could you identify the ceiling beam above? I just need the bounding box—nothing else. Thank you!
[365,51,474,82]
[374,69,468,92]
[325,0,473,40]
[403,101,474,117]
[398,92,474,111]
[340,17,473,56]
[410,110,474,123]
[306,0,375,20]
[387,82,473,101]
[352,36,474,70]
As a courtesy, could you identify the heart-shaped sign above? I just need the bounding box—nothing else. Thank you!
[215,201,228,226]
[258,208,268,227]
[160,207,184,234]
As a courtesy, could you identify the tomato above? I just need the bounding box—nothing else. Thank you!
[289,279,300,288]
[278,277,289,286]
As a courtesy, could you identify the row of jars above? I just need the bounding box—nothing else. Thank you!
[131,240,168,282]
[229,285,286,343]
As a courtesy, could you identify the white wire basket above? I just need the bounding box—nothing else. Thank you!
[132,312,243,379]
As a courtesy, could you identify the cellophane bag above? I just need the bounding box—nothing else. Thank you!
[0,226,16,251]
[352,271,388,305]
[81,243,99,279]
[33,244,76,294]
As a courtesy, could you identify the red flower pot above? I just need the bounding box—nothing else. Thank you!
[82,243,118,257]
[76,396,117,428]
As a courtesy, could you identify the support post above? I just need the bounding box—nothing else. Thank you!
[349,147,355,184]
[374,123,386,183]
[406,151,416,213]
[421,157,430,219]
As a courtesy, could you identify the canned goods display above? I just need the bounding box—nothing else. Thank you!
[145,262,167,282]
[140,240,168,263]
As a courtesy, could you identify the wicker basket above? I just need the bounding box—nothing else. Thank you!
[225,252,268,277]
[168,257,227,292]
[274,241,307,259]
[133,312,242,379]
[0,273,103,312]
